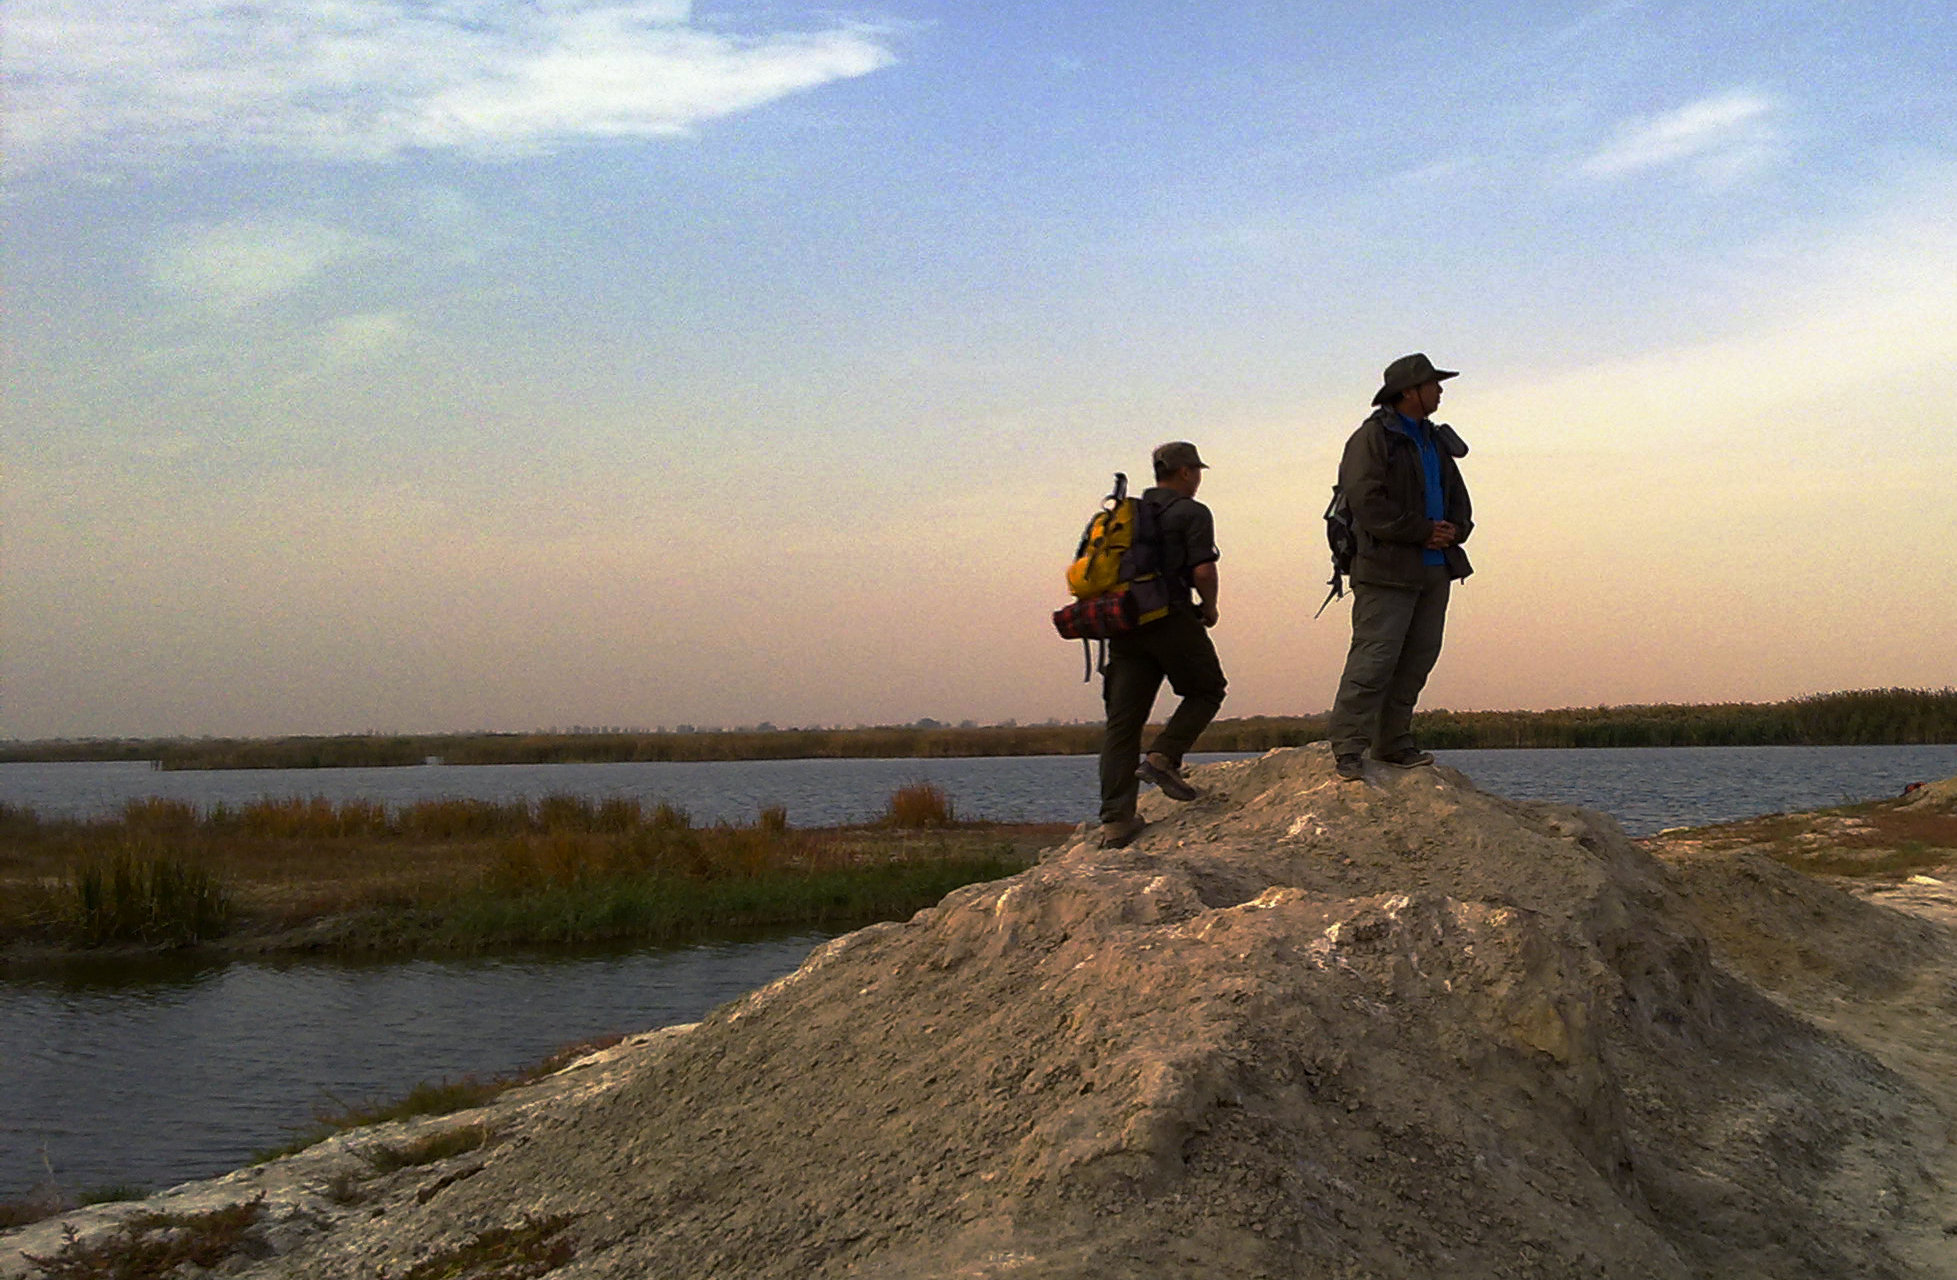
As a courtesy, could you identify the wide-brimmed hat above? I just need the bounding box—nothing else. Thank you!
[1372,353,1459,406]
[1151,440,1208,472]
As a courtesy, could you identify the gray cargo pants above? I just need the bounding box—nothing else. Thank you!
[1328,566,1452,759]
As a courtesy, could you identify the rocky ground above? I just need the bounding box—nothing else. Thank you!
[7,747,1956,1279]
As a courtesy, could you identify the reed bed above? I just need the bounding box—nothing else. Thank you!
[62,848,231,946]
[0,793,1057,956]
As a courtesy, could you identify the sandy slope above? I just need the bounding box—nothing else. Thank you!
[8,745,1956,1279]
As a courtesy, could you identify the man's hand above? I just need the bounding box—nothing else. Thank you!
[1424,520,1458,550]
[1192,562,1219,627]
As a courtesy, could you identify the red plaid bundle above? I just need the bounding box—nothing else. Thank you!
[1052,590,1137,639]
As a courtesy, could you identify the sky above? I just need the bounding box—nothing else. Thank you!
[4,0,1956,740]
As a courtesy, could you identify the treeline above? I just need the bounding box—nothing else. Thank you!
[1209,689,1957,751]
[5,688,1953,771]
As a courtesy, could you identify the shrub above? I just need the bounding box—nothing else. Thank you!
[883,782,956,829]
[21,1198,263,1278]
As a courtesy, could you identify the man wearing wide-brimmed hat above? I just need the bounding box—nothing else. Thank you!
[1326,353,1474,781]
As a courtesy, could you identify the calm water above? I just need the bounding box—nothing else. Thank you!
[1,936,829,1201]
[6,744,1957,1202]
[7,743,1957,835]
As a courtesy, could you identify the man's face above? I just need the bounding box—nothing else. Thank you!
[1414,380,1443,418]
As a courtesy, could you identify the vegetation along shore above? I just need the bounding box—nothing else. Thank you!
[3,688,1953,771]
[0,784,1060,963]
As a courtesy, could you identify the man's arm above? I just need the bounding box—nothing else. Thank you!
[1192,562,1219,627]
[1340,426,1434,547]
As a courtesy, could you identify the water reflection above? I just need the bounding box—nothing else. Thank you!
[1,932,832,1200]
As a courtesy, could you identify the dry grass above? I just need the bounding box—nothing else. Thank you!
[882,781,956,828]
[362,1124,491,1173]
[397,1214,576,1280]
[249,1032,633,1168]
[1645,796,1957,881]
[20,1198,263,1279]
[0,791,1070,958]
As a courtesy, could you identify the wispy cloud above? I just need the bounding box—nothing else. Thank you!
[321,311,416,364]
[148,217,381,313]
[7,0,898,175]
[1579,89,1784,184]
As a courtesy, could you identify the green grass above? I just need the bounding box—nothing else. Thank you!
[430,853,1026,949]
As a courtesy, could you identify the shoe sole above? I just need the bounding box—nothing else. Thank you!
[1373,756,1435,769]
[1136,761,1199,802]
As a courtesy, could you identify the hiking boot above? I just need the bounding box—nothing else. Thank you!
[1136,757,1199,802]
[1097,815,1148,849]
[1334,753,1366,781]
[1372,748,1435,768]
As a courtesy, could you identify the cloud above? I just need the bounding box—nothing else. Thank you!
[7,0,898,175]
[1579,89,1783,184]
[148,217,381,312]
[1490,169,1957,448]
[322,311,415,362]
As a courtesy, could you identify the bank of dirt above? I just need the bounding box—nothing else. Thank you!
[8,747,1957,1278]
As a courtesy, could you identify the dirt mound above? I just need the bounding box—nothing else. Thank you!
[13,749,1957,1279]
[1904,777,1957,812]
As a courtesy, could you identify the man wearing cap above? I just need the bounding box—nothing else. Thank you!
[1327,354,1473,782]
[1097,441,1227,847]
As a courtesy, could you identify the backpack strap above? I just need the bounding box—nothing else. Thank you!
[1078,636,1111,682]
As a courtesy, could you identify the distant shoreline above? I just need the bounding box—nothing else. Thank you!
[4,687,1954,771]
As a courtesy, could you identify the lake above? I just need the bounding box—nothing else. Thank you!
[7,743,1957,836]
[5,743,1957,1203]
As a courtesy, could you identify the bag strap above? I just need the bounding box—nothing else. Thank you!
[1078,637,1111,682]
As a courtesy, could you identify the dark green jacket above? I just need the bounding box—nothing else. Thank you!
[1337,407,1474,588]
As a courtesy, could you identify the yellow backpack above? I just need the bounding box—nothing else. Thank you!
[1054,474,1176,677]
[1067,484,1138,599]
